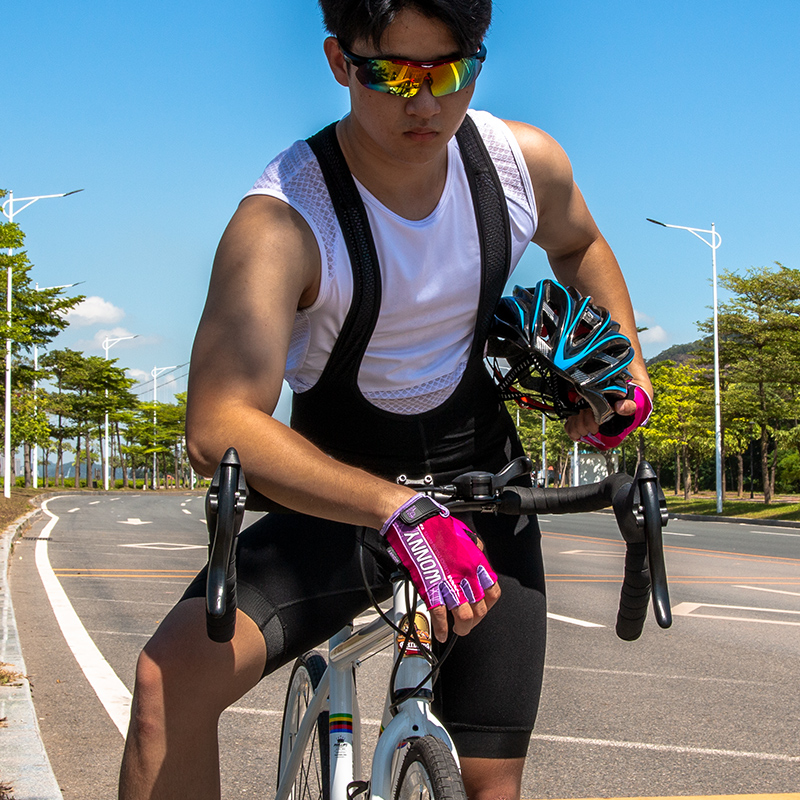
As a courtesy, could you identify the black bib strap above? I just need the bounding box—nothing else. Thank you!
[305,123,381,388]
[455,114,512,357]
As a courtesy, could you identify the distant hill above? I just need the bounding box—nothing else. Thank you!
[646,338,709,366]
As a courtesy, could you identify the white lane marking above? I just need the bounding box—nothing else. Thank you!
[663,531,695,536]
[35,498,132,738]
[529,732,800,762]
[226,707,280,717]
[545,665,765,685]
[182,509,192,515]
[118,542,205,551]
[69,596,175,607]
[672,601,800,626]
[755,530,800,537]
[68,508,80,513]
[547,612,604,628]
[89,501,100,505]
[735,585,800,598]
[559,549,620,558]
[118,518,152,526]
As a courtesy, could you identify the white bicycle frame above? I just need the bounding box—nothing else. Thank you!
[276,575,459,800]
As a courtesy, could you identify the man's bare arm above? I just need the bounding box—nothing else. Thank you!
[186,195,414,529]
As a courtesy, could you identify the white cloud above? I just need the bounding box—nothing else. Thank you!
[638,325,668,345]
[633,309,668,344]
[127,368,151,384]
[67,296,125,327]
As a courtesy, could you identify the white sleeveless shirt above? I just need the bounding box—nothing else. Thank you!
[244,110,538,414]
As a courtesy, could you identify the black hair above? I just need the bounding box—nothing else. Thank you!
[318,0,491,55]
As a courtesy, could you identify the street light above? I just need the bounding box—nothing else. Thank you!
[32,281,84,488]
[103,335,138,490]
[151,365,176,489]
[1,188,83,497]
[647,217,723,514]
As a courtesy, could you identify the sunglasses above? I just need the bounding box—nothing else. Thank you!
[339,42,487,98]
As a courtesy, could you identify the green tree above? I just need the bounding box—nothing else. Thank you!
[125,395,187,489]
[698,263,800,503]
[40,349,84,485]
[1,193,84,485]
[643,360,714,499]
[40,350,136,487]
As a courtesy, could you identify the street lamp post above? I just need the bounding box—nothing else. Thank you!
[102,335,138,490]
[151,365,176,490]
[32,281,83,488]
[647,218,723,514]
[1,189,83,497]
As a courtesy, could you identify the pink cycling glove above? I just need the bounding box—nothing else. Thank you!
[380,495,497,611]
[580,384,653,451]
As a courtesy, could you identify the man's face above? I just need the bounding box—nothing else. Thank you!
[329,8,478,167]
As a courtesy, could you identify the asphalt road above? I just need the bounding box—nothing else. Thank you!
[9,492,800,799]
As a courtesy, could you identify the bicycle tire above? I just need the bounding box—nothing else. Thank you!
[392,736,467,800]
[278,651,330,800]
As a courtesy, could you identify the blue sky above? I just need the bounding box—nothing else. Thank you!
[5,1,800,417]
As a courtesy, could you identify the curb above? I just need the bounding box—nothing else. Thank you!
[0,500,64,800]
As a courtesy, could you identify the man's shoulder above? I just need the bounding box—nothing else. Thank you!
[497,119,574,190]
[500,120,566,161]
[247,137,322,198]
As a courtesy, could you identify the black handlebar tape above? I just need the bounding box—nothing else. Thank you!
[615,541,650,641]
[497,472,633,516]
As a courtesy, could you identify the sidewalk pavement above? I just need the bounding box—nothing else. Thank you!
[0,502,63,800]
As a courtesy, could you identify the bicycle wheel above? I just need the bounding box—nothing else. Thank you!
[278,651,330,800]
[393,736,467,800]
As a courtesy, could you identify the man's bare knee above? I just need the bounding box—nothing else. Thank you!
[132,599,267,722]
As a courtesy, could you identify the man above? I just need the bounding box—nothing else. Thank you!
[119,2,652,798]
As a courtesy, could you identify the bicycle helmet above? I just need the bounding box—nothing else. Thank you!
[487,279,635,423]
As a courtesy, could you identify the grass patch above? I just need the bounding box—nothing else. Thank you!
[665,493,800,521]
[0,489,46,532]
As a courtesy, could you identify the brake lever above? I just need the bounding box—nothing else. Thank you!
[205,447,248,642]
[613,460,671,639]
[636,462,672,629]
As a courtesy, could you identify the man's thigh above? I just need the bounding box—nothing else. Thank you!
[180,514,396,675]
